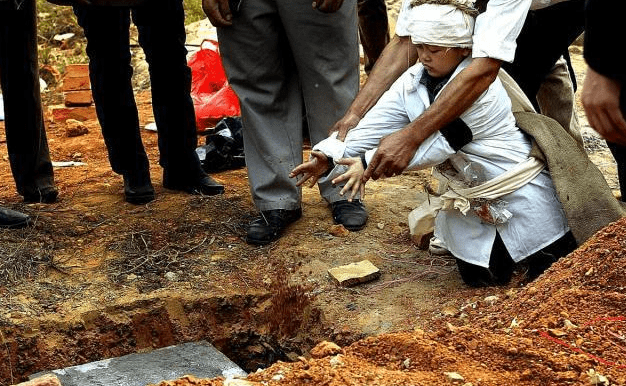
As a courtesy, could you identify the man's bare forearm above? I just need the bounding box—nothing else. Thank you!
[403,57,502,143]
[348,35,418,118]
[363,57,503,180]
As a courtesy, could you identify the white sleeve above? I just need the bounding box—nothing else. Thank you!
[363,132,457,171]
[472,0,532,62]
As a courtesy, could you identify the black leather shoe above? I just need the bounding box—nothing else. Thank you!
[163,173,224,196]
[246,208,302,245]
[0,207,31,229]
[23,187,58,204]
[331,200,368,231]
[123,172,155,205]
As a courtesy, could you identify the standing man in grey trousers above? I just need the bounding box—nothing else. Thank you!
[203,0,367,245]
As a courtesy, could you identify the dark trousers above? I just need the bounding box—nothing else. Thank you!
[502,0,585,110]
[0,0,55,198]
[73,0,205,180]
[357,0,389,74]
[456,231,577,287]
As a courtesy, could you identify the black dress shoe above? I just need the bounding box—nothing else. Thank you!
[0,207,31,229]
[246,208,302,245]
[331,200,368,231]
[23,187,58,204]
[163,173,224,196]
[123,172,155,205]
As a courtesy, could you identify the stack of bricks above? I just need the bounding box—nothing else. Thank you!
[51,64,97,122]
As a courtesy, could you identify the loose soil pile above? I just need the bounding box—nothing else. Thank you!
[154,218,626,386]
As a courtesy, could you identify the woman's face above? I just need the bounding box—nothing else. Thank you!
[415,44,470,77]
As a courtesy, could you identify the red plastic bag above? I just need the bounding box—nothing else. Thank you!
[188,40,241,131]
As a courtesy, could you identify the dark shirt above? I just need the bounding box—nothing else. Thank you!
[584,0,626,83]
[419,70,473,151]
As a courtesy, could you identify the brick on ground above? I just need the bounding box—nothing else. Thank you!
[328,260,380,287]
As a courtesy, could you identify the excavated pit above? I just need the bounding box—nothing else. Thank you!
[0,291,330,385]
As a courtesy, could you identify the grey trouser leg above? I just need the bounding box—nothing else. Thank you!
[536,56,583,146]
[217,0,359,211]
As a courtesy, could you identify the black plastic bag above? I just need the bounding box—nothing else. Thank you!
[196,117,245,173]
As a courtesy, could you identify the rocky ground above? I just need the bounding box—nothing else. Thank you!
[0,3,624,386]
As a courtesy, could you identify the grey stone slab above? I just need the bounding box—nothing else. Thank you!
[31,341,246,386]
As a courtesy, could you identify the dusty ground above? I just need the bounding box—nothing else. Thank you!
[0,5,624,386]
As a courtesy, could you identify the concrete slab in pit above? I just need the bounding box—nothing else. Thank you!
[31,341,246,386]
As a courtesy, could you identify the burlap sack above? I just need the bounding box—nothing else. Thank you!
[513,111,626,244]
[499,69,625,243]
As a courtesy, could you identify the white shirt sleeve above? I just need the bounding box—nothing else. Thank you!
[472,0,531,62]
[363,131,456,171]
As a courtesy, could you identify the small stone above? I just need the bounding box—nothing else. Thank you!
[483,295,499,306]
[585,267,595,276]
[564,319,578,330]
[329,354,344,368]
[328,260,380,287]
[310,341,342,358]
[587,369,609,385]
[441,305,459,316]
[126,274,138,281]
[548,328,568,337]
[65,119,89,137]
[14,374,62,386]
[223,379,261,386]
[403,358,411,369]
[164,271,178,281]
[377,222,385,230]
[444,372,465,383]
[329,224,350,237]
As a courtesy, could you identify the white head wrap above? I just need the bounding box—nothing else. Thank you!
[406,2,476,48]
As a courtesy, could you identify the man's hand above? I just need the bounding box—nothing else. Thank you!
[329,111,361,140]
[312,0,344,13]
[332,157,366,202]
[582,67,626,146]
[363,127,419,181]
[202,0,233,27]
[290,151,330,188]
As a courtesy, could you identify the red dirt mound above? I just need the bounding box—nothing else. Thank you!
[153,217,626,386]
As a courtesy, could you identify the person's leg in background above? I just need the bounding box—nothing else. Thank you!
[133,0,223,195]
[357,0,389,74]
[0,0,57,204]
[73,5,155,204]
[536,56,584,145]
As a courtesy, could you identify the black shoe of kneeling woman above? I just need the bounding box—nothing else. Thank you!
[0,207,31,229]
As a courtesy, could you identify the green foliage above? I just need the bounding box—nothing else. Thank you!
[36,0,83,42]
[183,0,206,25]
